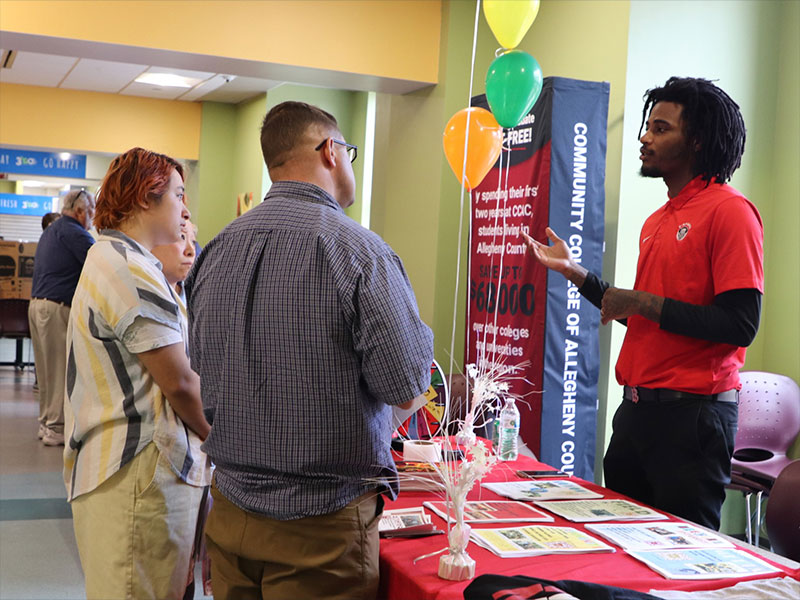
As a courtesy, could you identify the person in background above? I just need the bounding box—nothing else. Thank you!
[41,212,61,230]
[186,101,433,599]
[152,220,197,300]
[190,220,202,258]
[28,190,94,446]
[64,147,212,599]
[523,77,763,530]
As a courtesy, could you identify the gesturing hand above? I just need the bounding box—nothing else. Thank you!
[521,227,572,274]
[521,227,587,287]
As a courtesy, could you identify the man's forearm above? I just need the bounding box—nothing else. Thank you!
[561,262,588,289]
[601,288,664,325]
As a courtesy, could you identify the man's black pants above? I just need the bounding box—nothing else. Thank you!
[603,396,738,530]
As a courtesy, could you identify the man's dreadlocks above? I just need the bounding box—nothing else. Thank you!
[639,77,746,184]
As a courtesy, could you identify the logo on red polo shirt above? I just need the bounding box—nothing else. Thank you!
[676,222,691,241]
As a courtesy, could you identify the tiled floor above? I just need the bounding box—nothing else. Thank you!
[0,366,209,600]
[0,367,85,600]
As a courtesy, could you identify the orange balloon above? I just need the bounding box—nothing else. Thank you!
[443,107,503,191]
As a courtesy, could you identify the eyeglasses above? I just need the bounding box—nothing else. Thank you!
[315,138,358,163]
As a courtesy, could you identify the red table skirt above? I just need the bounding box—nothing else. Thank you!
[378,455,800,600]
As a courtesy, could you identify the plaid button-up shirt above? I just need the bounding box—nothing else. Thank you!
[186,181,433,519]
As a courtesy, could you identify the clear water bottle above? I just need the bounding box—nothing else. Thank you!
[497,397,520,461]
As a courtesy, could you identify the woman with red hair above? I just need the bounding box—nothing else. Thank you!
[64,147,212,599]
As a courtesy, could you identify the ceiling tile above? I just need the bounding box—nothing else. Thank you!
[0,51,77,87]
[61,58,147,93]
[119,81,192,100]
[197,76,282,103]
[142,66,215,81]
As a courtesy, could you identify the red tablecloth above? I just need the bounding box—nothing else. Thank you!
[379,456,800,600]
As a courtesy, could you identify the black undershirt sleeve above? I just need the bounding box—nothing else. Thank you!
[577,271,761,347]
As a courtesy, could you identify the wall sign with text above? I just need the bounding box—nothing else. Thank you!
[0,193,58,217]
[0,148,87,179]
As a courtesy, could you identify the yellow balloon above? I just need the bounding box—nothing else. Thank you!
[483,0,540,49]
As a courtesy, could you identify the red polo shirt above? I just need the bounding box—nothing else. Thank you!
[615,176,764,394]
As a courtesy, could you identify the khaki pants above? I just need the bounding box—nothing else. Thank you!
[28,298,70,433]
[71,443,204,599]
[205,484,381,600]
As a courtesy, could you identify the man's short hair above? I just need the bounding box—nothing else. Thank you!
[260,101,339,170]
[61,189,94,214]
[95,147,183,230]
[41,212,61,230]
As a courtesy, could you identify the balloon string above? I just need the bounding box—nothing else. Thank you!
[466,0,481,104]
[446,0,482,426]
[486,145,511,371]
[482,144,504,371]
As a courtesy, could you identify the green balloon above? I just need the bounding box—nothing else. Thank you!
[486,50,543,129]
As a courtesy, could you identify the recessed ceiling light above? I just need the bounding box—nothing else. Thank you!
[21,180,46,188]
[134,73,200,88]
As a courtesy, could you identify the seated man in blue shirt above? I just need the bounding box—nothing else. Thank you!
[187,101,434,600]
[28,189,95,446]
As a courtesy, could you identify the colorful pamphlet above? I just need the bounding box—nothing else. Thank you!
[535,499,667,522]
[423,500,554,524]
[379,507,441,538]
[585,522,735,551]
[627,548,782,580]
[470,525,615,558]
[482,479,603,501]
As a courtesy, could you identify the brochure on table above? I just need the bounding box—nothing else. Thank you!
[470,525,615,558]
[628,548,782,580]
[586,522,735,551]
[535,499,667,522]
[424,500,554,524]
[482,479,602,501]
[379,507,439,537]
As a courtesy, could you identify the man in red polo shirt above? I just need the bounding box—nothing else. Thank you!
[523,76,763,530]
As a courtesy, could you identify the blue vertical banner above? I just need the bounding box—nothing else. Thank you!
[540,78,609,478]
[469,77,608,481]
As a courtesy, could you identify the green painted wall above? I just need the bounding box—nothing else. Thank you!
[764,0,800,459]
[612,0,799,536]
[194,102,236,245]
[232,94,269,217]
[195,86,372,245]
[0,181,15,194]
[760,0,800,388]
[263,84,369,223]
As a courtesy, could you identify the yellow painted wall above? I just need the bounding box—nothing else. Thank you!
[0,0,441,84]
[0,83,202,159]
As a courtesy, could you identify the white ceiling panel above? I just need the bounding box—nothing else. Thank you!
[119,81,194,100]
[142,66,215,81]
[0,51,77,87]
[61,58,147,93]
[199,76,283,103]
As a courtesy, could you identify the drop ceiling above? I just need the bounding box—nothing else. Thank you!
[0,48,284,103]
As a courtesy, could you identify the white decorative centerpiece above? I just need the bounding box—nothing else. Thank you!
[435,361,523,580]
[436,440,495,580]
[390,359,526,581]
